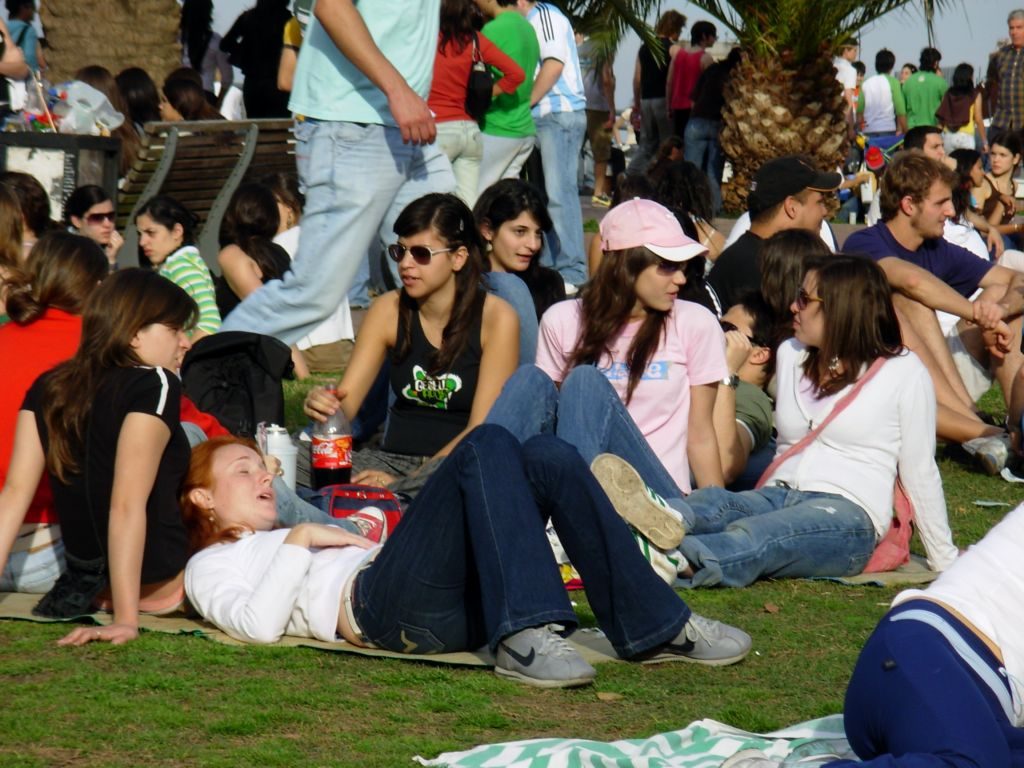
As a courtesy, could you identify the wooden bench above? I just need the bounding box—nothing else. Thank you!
[116,118,295,272]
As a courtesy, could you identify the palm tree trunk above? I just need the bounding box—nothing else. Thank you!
[720,48,850,212]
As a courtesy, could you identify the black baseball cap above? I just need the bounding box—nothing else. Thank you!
[748,156,842,216]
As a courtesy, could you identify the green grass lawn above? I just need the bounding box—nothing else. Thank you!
[1,382,1021,767]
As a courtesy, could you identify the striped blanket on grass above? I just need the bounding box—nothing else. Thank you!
[414,714,855,767]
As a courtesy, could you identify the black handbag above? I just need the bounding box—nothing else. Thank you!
[464,34,494,122]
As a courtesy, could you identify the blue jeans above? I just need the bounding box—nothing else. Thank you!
[486,272,538,365]
[486,365,688,510]
[534,110,587,285]
[0,534,64,593]
[683,117,724,215]
[829,600,1024,767]
[677,485,876,588]
[627,97,672,176]
[727,439,775,492]
[221,120,455,344]
[351,425,689,656]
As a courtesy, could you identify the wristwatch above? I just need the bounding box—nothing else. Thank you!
[720,373,739,389]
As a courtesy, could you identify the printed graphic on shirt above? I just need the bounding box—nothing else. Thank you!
[401,365,463,410]
[601,361,671,381]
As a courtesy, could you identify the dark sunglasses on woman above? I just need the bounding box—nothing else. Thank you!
[387,243,454,265]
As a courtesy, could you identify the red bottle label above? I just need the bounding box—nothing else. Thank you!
[311,435,353,470]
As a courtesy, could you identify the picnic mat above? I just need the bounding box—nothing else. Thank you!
[414,714,856,767]
[812,555,938,588]
[0,591,620,667]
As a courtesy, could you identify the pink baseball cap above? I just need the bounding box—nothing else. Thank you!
[599,198,707,262]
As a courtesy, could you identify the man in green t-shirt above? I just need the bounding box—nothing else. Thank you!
[473,0,540,195]
[902,47,948,129]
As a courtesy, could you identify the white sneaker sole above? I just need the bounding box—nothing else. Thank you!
[591,454,685,549]
[493,665,595,688]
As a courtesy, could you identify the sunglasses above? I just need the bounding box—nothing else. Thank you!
[654,258,686,276]
[85,211,116,225]
[387,243,454,265]
[795,287,824,310]
[719,320,754,343]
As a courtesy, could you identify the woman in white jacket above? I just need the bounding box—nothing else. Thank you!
[670,255,958,587]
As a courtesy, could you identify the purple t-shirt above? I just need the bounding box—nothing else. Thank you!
[844,222,992,298]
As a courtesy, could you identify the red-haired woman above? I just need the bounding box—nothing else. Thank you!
[181,427,751,687]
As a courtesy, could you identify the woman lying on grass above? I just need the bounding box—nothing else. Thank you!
[181,426,752,689]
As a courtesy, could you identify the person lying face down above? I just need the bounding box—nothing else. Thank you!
[825,502,1024,768]
[181,426,753,688]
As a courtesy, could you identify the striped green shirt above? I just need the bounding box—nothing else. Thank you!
[158,245,221,335]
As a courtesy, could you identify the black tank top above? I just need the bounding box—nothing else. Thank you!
[383,300,484,456]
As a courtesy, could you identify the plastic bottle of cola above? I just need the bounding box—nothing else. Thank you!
[310,395,353,488]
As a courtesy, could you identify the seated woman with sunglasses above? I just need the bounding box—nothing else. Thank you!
[302,193,518,491]
[64,186,122,271]
[182,427,751,688]
[488,199,728,550]
[671,256,958,588]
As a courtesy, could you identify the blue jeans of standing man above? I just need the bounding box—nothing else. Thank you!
[627,97,672,176]
[534,110,588,286]
[676,485,876,588]
[221,119,455,345]
[352,425,690,656]
[683,117,724,215]
[486,365,689,511]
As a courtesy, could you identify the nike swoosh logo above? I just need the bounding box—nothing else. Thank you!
[500,643,535,667]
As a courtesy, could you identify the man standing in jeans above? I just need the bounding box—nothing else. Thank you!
[220,0,455,344]
[518,0,588,290]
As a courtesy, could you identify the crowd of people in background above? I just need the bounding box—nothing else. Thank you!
[1,1,1024,765]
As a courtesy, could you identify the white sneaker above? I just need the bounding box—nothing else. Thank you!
[630,531,682,585]
[591,453,685,549]
[962,434,1011,475]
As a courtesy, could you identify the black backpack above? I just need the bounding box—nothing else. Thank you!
[180,331,293,438]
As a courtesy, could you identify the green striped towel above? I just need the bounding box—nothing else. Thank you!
[414,715,853,767]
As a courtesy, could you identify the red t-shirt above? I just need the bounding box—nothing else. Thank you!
[669,48,705,110]
[0,309,82,524]
[428,33,525,123]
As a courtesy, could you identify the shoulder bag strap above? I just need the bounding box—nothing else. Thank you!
[755,356,887,489]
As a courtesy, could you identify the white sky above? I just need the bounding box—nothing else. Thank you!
[204,1,1017,109]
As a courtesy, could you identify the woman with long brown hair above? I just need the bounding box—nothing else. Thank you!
[302,193,518,491]
[0,232,108,592]
[0,268,198,644]
[673,255,958,587]
[74,65,142,177]
[0,182,24,320]
[488,198,727,547]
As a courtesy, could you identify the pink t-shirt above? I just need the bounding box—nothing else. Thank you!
[536,300,728,492]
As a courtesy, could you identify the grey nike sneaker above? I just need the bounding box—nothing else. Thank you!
[639,612,752,666]
[495,625,596,688]
[591,453,686,549]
